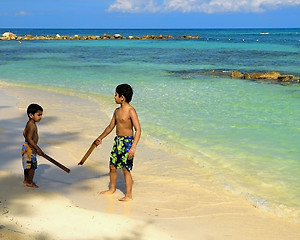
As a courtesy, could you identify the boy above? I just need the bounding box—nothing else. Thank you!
[94,84,141,201]
[22,103,44,188]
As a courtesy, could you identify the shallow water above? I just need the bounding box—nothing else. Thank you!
[1,28,300,221]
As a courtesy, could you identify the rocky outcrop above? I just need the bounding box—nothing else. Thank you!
[277,75,294,82]
[0,32,199,41]
[250,72,281,80]
[230,70,244,78]
[177,35,199,39]
[1,32,16,40]
[230,70,299,84]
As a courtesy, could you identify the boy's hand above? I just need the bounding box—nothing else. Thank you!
[94,138,102,146]
[36,148,44,156]
[128,147,136,159]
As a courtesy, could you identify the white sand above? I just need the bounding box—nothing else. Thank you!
[0,84,300,240]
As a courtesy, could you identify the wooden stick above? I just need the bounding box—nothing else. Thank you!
[78,143,97,165]
[42,154,71,173]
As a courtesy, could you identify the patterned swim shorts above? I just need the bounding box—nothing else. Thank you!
[110,136,134,171]
[22,142,37,170]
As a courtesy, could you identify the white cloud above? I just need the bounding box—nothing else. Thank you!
[15,10,31,16]
[107,0,300,13]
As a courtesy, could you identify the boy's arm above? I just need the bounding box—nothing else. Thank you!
[25,122,44,156]
[94,110,116,146]
[128,107,141,159]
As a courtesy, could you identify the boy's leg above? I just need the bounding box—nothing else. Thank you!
[100,165,117,195]
[119,168,133,201]
[23,169,38,188]
[29,169,38,188]
[23,169,30,184]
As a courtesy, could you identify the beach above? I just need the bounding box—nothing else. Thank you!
[1,84,300,240]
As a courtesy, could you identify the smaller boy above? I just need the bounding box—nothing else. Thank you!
[22,103,44,188]
[94,84,141,201]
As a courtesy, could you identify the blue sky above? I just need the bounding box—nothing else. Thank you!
[1,0,300,29]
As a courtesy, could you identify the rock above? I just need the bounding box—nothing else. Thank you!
[177,35,199,39]
[25,34,34,39]
[73,34,80,40]
[278,75,294,82]
[250,72,281,80]
[89,36,98,40]
[114,34,123,39]
[231,70,244,78]
[2,32,16,39]
[243,73,251,79]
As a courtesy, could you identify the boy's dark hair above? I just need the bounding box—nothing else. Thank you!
[27,103,43,117]
[116,84,133,103]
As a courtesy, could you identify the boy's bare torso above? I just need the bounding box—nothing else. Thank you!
[115,105,134,137]
[23,120,39,147]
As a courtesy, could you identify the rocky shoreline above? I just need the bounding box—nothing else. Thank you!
[1,31,199,41]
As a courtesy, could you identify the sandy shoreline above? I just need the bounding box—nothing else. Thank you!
[1,83,300,240]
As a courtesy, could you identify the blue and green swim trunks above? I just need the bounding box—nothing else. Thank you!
[110,136,134,171]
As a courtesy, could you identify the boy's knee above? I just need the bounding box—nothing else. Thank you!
[109,165,117,172]
[122,168,130,174]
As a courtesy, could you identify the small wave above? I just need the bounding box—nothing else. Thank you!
[245,193,300,223]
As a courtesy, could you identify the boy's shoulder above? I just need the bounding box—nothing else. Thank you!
[125,104,136,113]
[115,103,135,111]
[25,119,36,128]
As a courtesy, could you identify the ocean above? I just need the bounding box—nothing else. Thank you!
[0,28,299,221]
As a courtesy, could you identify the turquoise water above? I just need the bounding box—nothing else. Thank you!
[1,28,300,221]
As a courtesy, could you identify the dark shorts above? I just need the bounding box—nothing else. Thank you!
[110,136,134,171]
[22,143,37,170]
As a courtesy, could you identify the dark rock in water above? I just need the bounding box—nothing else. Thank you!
[278,75,294,82]
[167,67,300,84]
[167,69,204,79]
[204,70,232,78]
[167,69,230,79]
[169,69,299,84]
[230,70,298,84]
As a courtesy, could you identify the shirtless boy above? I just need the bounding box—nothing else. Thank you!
[94,84,141,201]
[22,103,44,188]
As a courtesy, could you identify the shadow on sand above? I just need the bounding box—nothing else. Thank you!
[0,111,147,239]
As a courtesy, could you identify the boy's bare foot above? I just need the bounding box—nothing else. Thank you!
[23,181,34,188]
[100,189,115,195]
[118,196,132,202]
[23,181,39,188]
